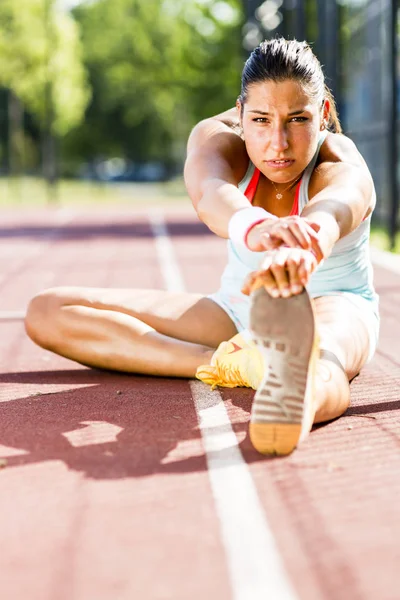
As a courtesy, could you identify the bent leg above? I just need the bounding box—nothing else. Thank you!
[312,294,373,424]
[25,287,238,376]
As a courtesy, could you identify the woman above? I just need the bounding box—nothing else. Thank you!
[25,39,379,456]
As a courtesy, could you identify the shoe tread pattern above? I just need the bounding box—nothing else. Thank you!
[249,287,315,455]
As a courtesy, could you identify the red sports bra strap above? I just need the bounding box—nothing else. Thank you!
[244,167,261,202]
[245,167,302,216]
[290,180,301,216]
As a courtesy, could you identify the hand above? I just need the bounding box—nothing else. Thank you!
[246,216,324,263]
[241,246,318,298]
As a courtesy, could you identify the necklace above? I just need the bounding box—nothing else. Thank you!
[270,175,302,200]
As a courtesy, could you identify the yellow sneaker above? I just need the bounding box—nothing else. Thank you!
[196,332,264,390]
[249,287,319,456]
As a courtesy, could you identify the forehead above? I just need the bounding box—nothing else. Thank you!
[244,80,317,112]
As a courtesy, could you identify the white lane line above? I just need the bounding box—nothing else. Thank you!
[191,381,298,600]
[148,210,185,292]
[371,246,400,275]
[149,208,298,600]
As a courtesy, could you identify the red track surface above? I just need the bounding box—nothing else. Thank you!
[0,203,399,600]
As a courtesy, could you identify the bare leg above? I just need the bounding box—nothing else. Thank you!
[25,287,238,376]
[312,294,373,424]
[25,289,373,417]
[247,289,375,455]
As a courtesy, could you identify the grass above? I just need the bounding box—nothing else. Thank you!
[0,176,188,207]
[370,225,400,253]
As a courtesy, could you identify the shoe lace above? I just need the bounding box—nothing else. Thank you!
[217,362,247,388]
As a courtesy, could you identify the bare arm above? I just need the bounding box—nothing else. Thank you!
[302,137,374,260]
[184,111,374,261]
[243,156,375,298]
[184,108,250,238]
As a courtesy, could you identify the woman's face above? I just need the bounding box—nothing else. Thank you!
[238,79,329,183]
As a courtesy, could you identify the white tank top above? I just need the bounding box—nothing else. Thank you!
[219,132,378,312]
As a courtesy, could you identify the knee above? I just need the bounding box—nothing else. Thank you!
[25,287,67,349]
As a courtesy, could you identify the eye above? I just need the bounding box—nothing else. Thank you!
[252,117,268,123]
[290,116,308,122]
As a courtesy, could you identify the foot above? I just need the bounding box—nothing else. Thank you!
[249,287,318,456]
[195,332,264,390]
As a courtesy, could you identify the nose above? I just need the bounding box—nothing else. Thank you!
[270,124,289,153]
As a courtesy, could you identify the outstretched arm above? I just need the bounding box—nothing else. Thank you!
[185,110,373,266]
[184,109,321,253]
[301,137,375,261]
[184,108,250,238]
[244,143,375,298]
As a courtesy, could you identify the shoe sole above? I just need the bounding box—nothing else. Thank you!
[249,287,316,455]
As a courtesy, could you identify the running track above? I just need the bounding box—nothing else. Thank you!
[0,202,399,600]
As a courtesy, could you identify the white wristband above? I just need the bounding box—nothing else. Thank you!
[228,207,277,249]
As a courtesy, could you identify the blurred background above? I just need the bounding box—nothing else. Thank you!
[0,0,399,245]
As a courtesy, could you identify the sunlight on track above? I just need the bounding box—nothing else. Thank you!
[149,208,298,600]
[62,421,123,448]
[0,444,28,457]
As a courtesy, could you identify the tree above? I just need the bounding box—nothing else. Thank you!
[0,0,91,188]
[64,0,243,172]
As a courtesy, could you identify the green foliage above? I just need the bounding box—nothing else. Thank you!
[0,0,91,135]
[64,0,244,166]
[0,0,244,171]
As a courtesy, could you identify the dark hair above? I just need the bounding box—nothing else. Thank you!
[239,38,342,134]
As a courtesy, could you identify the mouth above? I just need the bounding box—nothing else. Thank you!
[264,159,295,169]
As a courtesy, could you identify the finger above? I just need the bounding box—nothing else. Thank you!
[301,220,322,242]
[259,252,274,271]
[242,260,274,294]
[304,220,321,233]
[309,238,324,264]
[244,269,280,297]
[270,219,319,250]
[286,251,303,294]
[302,222,324,261]
[287,222,313,249]
[269,225,299,248]
[299,252,317,286]
[259,232,278,251]
[269,250,291,297]
[297,255,308,286]
[247,252,280,296]
[295,219,324,259]
[258,269,280,298]
[241,271,258,296]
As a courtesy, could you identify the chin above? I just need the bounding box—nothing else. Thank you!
[259,166,297,183]
[261,160,311,183]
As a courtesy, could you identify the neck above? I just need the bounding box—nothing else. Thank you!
[271,174,302,195]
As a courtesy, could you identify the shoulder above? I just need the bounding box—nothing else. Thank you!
[309,132,374,205]
[205,106,242,135]
[187,107,242,152]
[319,131,366,166]
[185,108,249,185]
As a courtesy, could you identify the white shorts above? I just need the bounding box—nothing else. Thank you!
[208,290,380,364]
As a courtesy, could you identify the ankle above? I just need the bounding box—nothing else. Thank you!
[202,348,215,365]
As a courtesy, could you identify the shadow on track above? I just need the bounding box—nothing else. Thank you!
[0,369,266,479]
[0,221,213,240]
[0,364,390,480]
